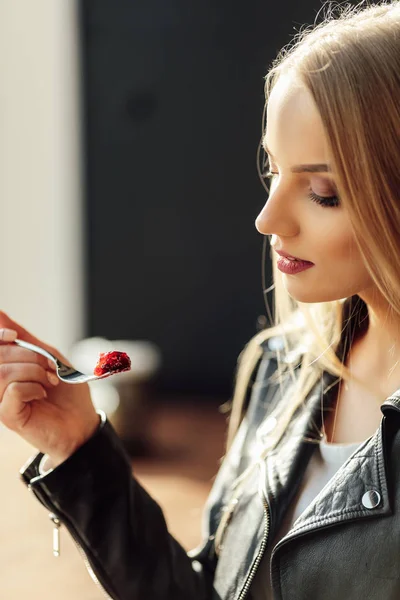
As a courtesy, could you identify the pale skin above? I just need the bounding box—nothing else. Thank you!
[1,76,400,461]
[256,74,400,443]
[0,317,99,466]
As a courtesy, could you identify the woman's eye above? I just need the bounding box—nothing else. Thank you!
[261,168,340,208]
[309,177,340,208]
[308,190,340,208]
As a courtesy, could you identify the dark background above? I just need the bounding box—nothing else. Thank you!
[78,0,352,397]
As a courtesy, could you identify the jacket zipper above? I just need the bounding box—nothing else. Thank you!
[49,510,114,599]
[49,513,61,557]
[28,486,114,600]
[237,493,270,600]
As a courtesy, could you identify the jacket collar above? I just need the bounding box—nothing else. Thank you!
[285,418,391,537]
[263,370,394,545]
[381,392,400,415]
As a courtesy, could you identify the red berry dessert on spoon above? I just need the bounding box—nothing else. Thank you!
[93,351,131,377]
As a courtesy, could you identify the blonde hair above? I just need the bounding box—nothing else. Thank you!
[226,0,400,451]
[214,0,400,554]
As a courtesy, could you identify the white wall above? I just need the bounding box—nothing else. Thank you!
[0,0,85,354]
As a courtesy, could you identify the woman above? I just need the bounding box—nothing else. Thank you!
[1,2,400,598]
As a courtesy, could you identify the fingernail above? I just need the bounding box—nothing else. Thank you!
[0,329,18,342]
[48,359,57,371]
[47,371,60,386]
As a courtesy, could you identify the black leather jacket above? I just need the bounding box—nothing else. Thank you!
[20,337,400,599]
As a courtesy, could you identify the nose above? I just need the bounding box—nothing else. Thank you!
[255,184,300,237]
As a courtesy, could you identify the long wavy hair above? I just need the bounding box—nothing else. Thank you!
[226,0,400,454]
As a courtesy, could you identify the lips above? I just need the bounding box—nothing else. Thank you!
[274,249,314,264]
[276,256,314,274]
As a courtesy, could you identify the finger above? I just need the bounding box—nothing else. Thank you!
[0,311,71,366]
[0,362,60,393]
[0,312,45,346]
[0,382,48,431]
[0,344,51,372]
[0,328,18,343]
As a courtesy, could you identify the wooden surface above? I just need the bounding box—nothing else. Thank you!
[0,400,226,599]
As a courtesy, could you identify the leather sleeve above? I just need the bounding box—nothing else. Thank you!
[20,416,215,600]
[19,342,282,600]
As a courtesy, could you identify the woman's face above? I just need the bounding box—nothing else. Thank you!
[255,74,374,304]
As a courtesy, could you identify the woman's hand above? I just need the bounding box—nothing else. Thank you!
[0,311,100,467]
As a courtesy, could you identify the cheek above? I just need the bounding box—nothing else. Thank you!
[282,219,372,304]
[304,211,356,260]
[315,222,372,287]
[316,224,364,270]
[325,230,359,261]
[318,229,371,293]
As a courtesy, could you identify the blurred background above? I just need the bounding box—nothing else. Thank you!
[0,0,358,598]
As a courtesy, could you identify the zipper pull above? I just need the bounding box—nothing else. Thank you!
[49,513,61,557]
[215,497,239,554]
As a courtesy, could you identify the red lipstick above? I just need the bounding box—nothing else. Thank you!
[274,250,314,275]
[277,257,314,274]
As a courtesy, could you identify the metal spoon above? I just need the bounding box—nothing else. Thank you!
[14,339,114,384]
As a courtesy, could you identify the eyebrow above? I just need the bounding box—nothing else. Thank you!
[263,143,331,173]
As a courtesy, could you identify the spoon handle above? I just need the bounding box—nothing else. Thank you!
[14,339,59,366]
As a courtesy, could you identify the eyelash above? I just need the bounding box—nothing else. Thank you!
[264,172,340,209]
[308,190,340,208]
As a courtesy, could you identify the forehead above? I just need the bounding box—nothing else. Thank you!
[265,75,330,163]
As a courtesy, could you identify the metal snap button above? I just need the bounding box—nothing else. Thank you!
[362,490,381,509]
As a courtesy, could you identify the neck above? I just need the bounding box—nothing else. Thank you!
[346,294,400,396]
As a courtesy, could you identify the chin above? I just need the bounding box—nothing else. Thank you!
[284,283,346,304]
